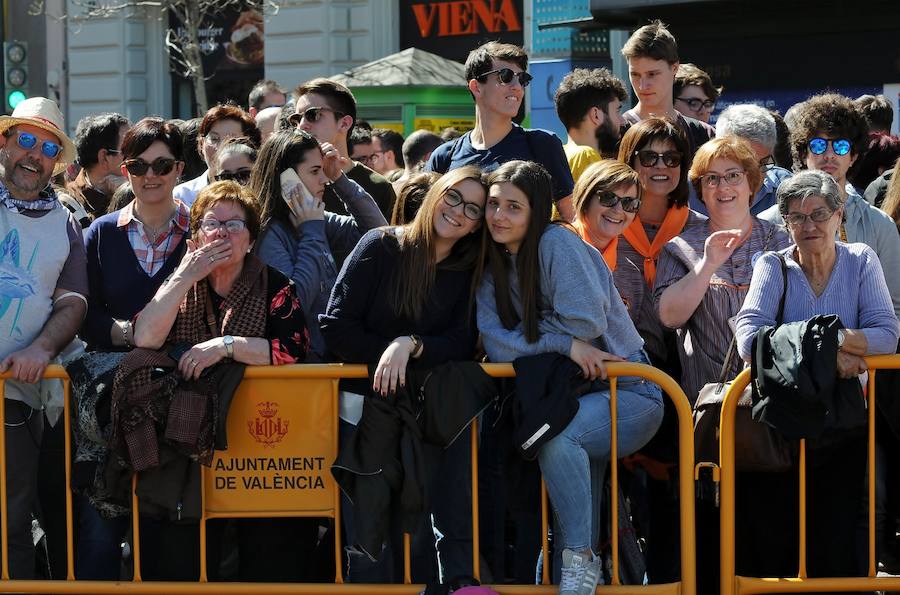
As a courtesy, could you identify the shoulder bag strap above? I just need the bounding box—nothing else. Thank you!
[775,253,788,326]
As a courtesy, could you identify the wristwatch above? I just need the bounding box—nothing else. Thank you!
[223,335,235,359]
[837,329,846,349]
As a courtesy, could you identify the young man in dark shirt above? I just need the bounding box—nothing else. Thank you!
[620,20,714,160]
[291,78,395,218]
[426,42,575,220]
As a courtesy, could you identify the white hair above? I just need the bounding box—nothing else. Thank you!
[715,104,777,152]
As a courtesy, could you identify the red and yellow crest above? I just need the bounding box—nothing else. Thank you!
[247,401,289,448]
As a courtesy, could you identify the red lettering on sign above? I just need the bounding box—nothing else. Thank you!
[411,0,521,38]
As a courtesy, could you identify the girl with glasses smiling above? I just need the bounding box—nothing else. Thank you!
[320,165,486,583]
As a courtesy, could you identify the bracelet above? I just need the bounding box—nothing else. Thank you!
[121,320,133,348]
[409,334,423,358]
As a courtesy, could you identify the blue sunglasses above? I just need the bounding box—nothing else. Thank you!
[15,131,62,159]
[808,137,851,156]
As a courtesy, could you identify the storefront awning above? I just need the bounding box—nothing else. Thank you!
[330,48,467,88]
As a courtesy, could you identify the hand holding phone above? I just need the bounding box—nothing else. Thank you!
[280,168,324,225]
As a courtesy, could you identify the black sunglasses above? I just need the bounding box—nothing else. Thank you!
[123,157,178,177]
[594,190,641,213]
[676,96,716,112]
[635,150,683,168]
[214,168,253,184]
[288,106,345,126]
[476,68,533,88]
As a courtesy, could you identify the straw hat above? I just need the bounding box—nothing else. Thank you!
[0,97,76,175]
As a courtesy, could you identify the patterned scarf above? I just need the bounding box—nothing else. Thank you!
[0,181,60,213]
[170,254,268,345]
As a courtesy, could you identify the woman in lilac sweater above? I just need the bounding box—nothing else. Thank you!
[735,170,899,582]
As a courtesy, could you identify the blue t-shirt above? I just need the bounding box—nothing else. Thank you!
[425,124,575,202]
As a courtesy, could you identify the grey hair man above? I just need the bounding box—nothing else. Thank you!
[713,104,793,215]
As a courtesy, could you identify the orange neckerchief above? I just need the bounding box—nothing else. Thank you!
[574,222,619,271]
[622,205,690,288]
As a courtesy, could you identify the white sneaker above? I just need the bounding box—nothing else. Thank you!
[559,548,602,595]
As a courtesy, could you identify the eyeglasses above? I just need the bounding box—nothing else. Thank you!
[635,150,682,168]
[808,137,851,156]
[758,155,776,169]
[199,217,247,234]
[593,190,641,213]
[354,151,383,167]
[443,189,483,220]
[123,157,178,176]
[288,107,345,127]
[784,208,835,227]
[204,132,240,146]
[676,96,716,113]
[214,168,253,184]
[13,132,62,159]
[699,169,746,189]
[476,68,533,88]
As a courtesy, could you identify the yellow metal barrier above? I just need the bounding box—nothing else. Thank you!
[719,358,900,595]
[0,361,694,594]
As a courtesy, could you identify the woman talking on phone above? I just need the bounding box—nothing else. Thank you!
[252,129,387,360]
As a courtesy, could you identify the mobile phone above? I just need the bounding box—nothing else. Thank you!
[279,168,314,216]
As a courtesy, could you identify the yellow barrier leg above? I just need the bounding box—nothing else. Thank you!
[63,379,75,580]
[132,473,142,582]
[332,379,343,584]
[610,377,619,586]
[868,369,877,577]
[541,479,550,585]
[798,439,806,579]
[0,381,8,581]
[199,465,208,583]
[470,418,480,583]
[403,532,411,584]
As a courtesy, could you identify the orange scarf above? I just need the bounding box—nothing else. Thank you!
[621,206,690,288]
[574,222,619,272]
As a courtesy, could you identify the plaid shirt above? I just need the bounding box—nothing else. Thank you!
[117,199,190,276]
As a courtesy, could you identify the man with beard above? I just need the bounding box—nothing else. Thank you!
[554,67,628,181]
[0,97,88,578]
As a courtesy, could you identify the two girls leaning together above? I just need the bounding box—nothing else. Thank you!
[324,159,663,594]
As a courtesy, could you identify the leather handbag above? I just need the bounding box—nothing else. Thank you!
[693,253,796,472]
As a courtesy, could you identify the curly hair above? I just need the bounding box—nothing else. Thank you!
[790,93,869,170]
[190,180,261,241]
[554,68,628,130]
[689,136,764,202]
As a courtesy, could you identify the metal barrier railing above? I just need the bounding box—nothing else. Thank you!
[719,357,900,595]
[0,361,695,594]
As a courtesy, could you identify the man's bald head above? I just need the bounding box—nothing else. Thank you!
[255,106,282,143]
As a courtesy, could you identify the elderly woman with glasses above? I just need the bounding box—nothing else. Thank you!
[759,93,900,318]
[734,169,899,582]
[127,180,310,581]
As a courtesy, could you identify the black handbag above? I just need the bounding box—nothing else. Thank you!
[693,253,796,472]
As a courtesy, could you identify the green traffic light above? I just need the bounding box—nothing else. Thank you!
[7,91,26,109]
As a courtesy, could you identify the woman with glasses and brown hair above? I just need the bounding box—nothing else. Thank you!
[252,129,386,361]
[571,160,642,271]
[320,165,486,583]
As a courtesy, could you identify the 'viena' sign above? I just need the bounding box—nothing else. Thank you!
[410,0,522,37]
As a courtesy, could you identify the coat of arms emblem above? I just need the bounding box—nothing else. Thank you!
[247,401,289,447]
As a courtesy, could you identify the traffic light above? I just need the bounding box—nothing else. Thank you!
[3,41,28,114]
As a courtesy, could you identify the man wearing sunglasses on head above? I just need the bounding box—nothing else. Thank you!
[759,93,900,319]
[0,97,89,579]
[426,41,576,221]
[291,78,396,220]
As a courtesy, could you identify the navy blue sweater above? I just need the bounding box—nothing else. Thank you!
[82,211,186,349]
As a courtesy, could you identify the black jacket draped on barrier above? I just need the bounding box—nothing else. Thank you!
[331,360,496,561]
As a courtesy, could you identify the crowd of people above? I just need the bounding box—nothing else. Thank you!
[0,17,898,595]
